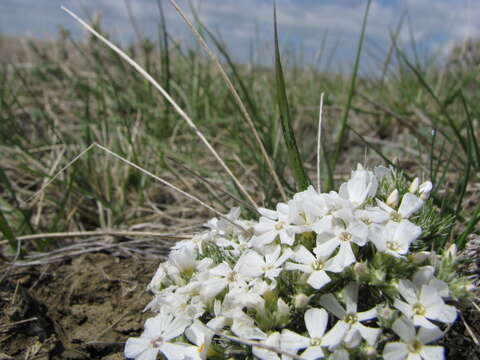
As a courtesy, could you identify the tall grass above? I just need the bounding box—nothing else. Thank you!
[0,3,478,256]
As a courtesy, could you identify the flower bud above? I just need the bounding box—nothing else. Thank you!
[376,305,397,328]
[386,189,399,207]
[419,181,433,200]
[409,177,420,193]
[293,293,311,309]
[446,244,457,259]
[410,251,430,264]
[353,262,369,281]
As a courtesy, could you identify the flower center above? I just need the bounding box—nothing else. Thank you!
[151,336,164,347]
[226,271,237,282]
[390,211,402,222]
[310,338,322,346]
[386,241,401,252]
[262,265,274,272]
[344,313,358,325]
[408,340,423,354]
[412,303,426,316]
[362,218,372,225]
[198,343,206,353]
[340,232,353,242]
[275,221,286,231]
[312,260,325,271]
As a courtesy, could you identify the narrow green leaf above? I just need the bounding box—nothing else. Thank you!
[0,204,18,252]
[273,3,310,191]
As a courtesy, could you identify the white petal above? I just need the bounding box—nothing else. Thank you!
[160,343,198,360]
[258,208,278,220]
[330,349,349,360]
[412,266,435,287]
[329,242,355,271]
[383,342,409,360]
[279,229,295,245]
[398,193,423,218]
[285,262,312,273]
[281,329,310,351]
[124,338,153,359]
[427,303,457,324]
[315,238,340,258]
[420,345,445,360]
[353,323,381,345]
[322,321,349,348]
[319,294,346,319]
[397,280,418,304]
[305,308,328,338]
[417,326,444,344]
[237,251,264,277]
[200,278,227,299]
[357,307,377,321]
[301,346,325,360]
[395,221,422,247]
[413,315,438,330]
[251,231,277,247]
[294,245,316,265]
[307,270,331,290]
[392,317,416,342]
[394,299,414,318]
[344,282,359,314]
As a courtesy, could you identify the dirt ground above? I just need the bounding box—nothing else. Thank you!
[0,253,159,359]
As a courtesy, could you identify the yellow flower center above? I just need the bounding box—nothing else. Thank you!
[412,303,426,316]
[226,271,237,282]
[386,241,401,252]
[390,211,402,222]
[312,260,325,271]
[340,232,353,242]
[344,313,358,325]
[275,221,286,231]
[310,338,322,346]
[408,340,423,354]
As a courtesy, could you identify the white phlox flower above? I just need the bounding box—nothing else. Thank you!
[315,210,369,272]
[319,282,381,346]
[285,245,338,290]
[377,192,423,223]
[200,261,250,300]
[369,220,422,258]
[393,278,457,329]
[169,246,213,280]
[145,290,205,320]
[252,203,297,247]
[124,309,196,360]
[339,164,378,207]
[355,207,389,228]
[281,308,343,359]
[383,316,444,360]
[236,245,293,280]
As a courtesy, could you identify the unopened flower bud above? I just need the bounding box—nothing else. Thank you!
[409,177,420,193]
[386,189,399,207]
[294,293,311,309]
[377,305,397,327]
[354,262,368,281]
[419,181,433,200]
[410,251,430,264]
[446,244,457,259]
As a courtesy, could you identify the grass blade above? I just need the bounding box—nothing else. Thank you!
[0,204,19,252]
[273,3,310,191]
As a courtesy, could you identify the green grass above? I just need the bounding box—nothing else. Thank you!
[0,5,479,256]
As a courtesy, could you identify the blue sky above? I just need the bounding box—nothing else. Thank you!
[1,0,478,73]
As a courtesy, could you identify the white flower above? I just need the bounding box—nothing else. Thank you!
[339,164,379,207]
[383,317,444,360]
[124,310,196,360]
[369,220,422,258]
[377,193,423,223]
[236,245,293,280]
[285,245,338,290]
[319,282,381,346]
[281,308,343,359]
[252,203,297,247]
[145,291,205,320]
[199,261,250,300]
[419,181,433,200]
[394,279,457,329]
[315,211,369,271]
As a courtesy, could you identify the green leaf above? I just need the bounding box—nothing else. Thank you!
[273,2,310,191]
[0,204,18,252]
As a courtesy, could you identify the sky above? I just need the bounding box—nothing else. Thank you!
[0,0,478,73]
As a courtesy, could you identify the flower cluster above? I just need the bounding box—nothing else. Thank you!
[125,165,472,360]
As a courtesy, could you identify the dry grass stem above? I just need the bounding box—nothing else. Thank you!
[61,7,259,210]
[317,92,324,192]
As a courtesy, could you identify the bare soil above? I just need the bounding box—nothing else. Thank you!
[0,253,158,359]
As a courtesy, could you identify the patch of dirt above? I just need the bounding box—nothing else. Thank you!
[0,253,158,359]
